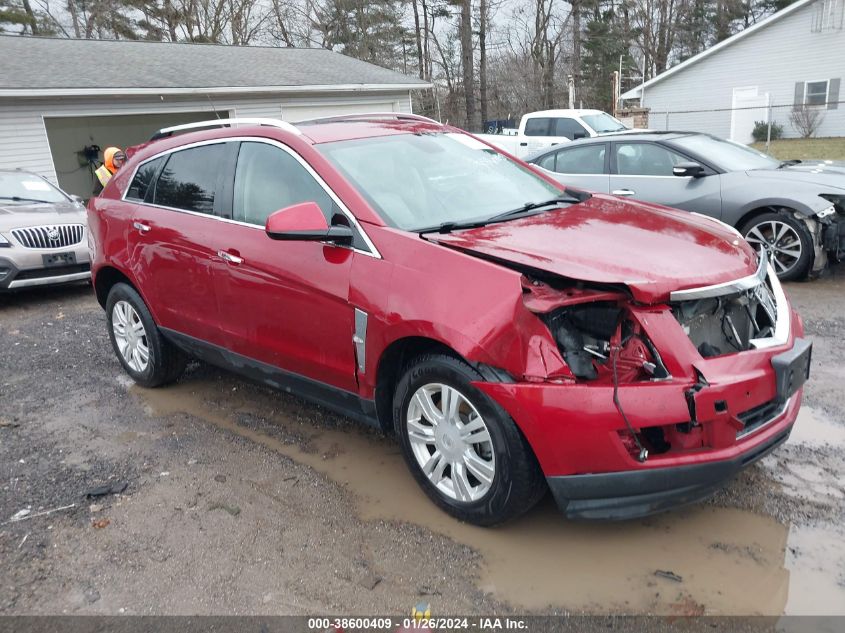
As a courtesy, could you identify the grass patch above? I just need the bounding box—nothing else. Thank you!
[751,137,845,161]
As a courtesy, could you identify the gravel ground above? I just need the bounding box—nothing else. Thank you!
[1,268,844,617]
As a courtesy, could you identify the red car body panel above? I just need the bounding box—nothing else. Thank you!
[88,117,808,520]
[430,195,758,304]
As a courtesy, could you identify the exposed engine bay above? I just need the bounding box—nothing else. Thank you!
[539,301,669,383]
[670,280,778,358]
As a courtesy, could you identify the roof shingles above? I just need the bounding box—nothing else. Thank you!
[0,36,428,91]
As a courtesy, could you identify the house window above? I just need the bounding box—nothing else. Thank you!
[812,0,844,32]
[805,80,829,106]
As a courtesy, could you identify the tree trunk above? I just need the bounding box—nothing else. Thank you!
[571,0,581,105]
[479,0,488,129]
[411,0,425,80]
[21,0,39,34]
[66,0,81,37]
[460,0,478,131]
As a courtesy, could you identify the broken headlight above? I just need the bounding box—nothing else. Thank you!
[541,302,668,382]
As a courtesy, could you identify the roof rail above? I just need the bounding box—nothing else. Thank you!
[293,112,442,126]
[150,117,301,141]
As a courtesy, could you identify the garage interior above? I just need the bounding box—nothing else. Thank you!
[44,111,230,198]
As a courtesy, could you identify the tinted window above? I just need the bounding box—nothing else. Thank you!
[553,145,607,174]
[524,118,551,136]
[153,144,226,214]
[615,143,687,176]
[551,118,588,139]
[126,156,164,201]
[233,142,334,226]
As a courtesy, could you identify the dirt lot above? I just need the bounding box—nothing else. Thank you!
[1,269,844,617]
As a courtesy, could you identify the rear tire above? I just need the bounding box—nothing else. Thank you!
[740,211,814,281]
[393,353,546,526]
[106,282,187,387]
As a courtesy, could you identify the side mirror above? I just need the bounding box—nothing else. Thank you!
[572,131,587,140]
[265,202,354,245]
[673,161,706,178]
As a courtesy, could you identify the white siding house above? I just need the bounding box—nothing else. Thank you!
[0,36,429,197]
[621,0,844,143]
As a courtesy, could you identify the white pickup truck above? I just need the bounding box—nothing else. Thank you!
[475,109,633,160]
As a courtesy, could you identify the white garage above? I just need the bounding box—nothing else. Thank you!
[0,35,430,198]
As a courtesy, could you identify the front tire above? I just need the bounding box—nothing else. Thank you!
[740,211,814,281]
[393,354,546,526]
[106,283,187,387]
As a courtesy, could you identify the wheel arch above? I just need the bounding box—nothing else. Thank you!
[373,336,460,433]
[94,265,137,309]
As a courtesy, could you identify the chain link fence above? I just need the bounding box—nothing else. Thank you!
[631,99,845,151]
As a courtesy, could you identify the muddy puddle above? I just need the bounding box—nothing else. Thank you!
[129,376,845,615]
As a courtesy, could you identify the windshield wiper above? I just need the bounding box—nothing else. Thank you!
[419,190,588,235]
[777,159,802,169]
[483,193,584,225]
[0,196,54,204]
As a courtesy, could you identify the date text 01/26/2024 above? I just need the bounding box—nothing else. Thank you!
[307,618,528,631]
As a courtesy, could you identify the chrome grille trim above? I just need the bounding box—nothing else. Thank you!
[669,255,767,301]
[10,224,84,249]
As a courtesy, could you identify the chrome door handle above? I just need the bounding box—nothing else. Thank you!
[217,250,243,265]
[612,189,635,197]
[133,221,151,233]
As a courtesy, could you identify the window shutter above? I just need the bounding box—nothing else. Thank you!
[794,82,805,107]
[829,78,841,110]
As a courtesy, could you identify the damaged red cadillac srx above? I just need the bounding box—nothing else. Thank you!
[87,114,811,525]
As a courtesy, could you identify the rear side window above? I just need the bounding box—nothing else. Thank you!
[524,118,551,136]
[125,156,164,201]
[553,144,607,174]
[232,141,334,226]
[153,144,226,214]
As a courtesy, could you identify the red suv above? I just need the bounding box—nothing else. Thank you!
[88,114,810,525]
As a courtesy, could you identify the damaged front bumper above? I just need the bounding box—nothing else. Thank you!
[475,261,809,520]
[545,419,792,520]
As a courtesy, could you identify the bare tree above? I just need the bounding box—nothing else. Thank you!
[789,106,825,139]
[478,0,488,127]
[459,0,479,130]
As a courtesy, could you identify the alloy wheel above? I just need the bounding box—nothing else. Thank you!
[112,300,150,372]
[406,383,496,503]
[744,220,803,277]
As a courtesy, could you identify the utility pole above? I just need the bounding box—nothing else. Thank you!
[568,75,575,109]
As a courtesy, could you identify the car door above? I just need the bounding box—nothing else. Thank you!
[210,139,359,393]
[126,142,231,346]
[533,143,610,193]
[609,141,723,218]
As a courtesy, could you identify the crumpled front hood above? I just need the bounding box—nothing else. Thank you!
[746,165,845,190]
[428,195,758,304]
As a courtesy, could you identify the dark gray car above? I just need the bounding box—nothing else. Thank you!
[526,132,845,280]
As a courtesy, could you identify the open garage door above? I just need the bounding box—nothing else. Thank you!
[282,101,398,123]
[44,110,230,198]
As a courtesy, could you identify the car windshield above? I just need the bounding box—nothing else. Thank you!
[0,172,68,204]
[316,132,562,231]
[581,113,628,133]
[669,134,780,171]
